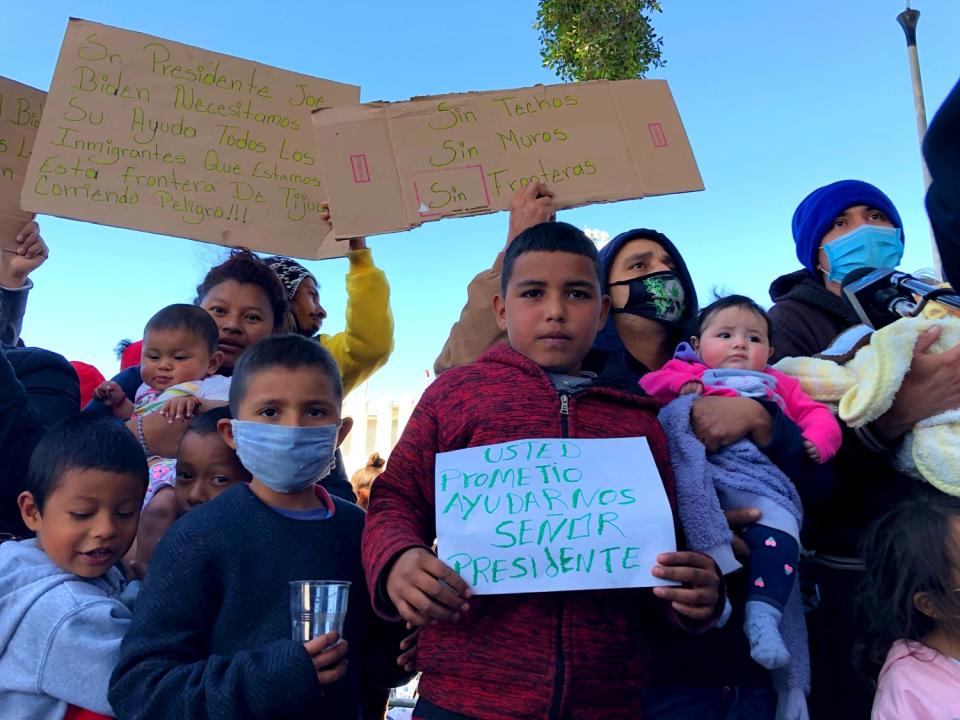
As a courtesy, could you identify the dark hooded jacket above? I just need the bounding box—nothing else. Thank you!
[767,270,861,362]
[0,346,80,538]
[595,228,700,384]
[925,76,960,292]
[602,231,830,692]
[0,283,80,538]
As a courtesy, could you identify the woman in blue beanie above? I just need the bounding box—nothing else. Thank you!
[768,179,904,361]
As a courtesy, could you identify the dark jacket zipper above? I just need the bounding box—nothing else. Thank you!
[548,392,570,720]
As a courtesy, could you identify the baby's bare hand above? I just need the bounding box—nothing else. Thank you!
[159,396,200,423]
[803,439,821,464]
[94,381,122,406]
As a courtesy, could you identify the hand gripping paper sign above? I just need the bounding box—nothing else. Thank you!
[21,19,359,259]
[312,79,703,241]
[435,437,678,595]
[0,77,44,251]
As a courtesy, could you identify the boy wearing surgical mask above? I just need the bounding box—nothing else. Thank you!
[109,335,410,720]
[768,180,905,361]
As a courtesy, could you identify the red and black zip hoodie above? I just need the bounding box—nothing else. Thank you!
[362,343,717,720]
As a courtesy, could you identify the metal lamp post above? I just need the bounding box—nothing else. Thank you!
[896,4,939,276]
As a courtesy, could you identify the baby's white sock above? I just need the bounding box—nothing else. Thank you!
[745,600,789,669]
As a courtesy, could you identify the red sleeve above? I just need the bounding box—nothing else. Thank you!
[64,706,112,720]
[771,369,843,461]
[361,386,442,619]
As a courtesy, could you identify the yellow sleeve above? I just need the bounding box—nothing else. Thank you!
[432,251,508,376]
[318,248,394,396]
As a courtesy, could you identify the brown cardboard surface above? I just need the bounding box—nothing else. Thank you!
[312,79,702,240]
[0,77,44,251]
[21,19,359,259]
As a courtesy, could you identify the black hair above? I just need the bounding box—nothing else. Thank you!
[144,304,220,355]
[194,248,289,331]
[114,338,133,359]
[25,416,149,512]
[855,488,960,685]
[228,334,343,413]
[501,221,604,295]
[184,405,233,435]
[694,294,772,339]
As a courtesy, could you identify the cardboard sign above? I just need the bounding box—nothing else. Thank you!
[435,437,677,595]
[21,19,360,259]
[312,79,702,240]
[0,77,44,251]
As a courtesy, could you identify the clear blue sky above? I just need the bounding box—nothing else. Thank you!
[3,1,959,397]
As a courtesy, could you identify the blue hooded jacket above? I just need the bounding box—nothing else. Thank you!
[0,539,130,718]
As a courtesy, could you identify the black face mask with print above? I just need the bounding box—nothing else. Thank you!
[608,271,687,326]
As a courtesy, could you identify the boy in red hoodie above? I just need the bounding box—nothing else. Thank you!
[362,222,723,720]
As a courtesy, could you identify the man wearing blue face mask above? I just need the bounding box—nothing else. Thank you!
[765,180,960,719]
[768,179,905,360]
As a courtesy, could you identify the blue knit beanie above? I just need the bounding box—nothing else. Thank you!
[792,180,904,275]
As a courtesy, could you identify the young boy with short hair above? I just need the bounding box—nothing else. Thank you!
[108,335,410,720]
[0,416,148,719]
[125,406,252,579]
[362,222,723,720]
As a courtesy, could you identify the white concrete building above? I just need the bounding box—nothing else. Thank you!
[339,389,422,479]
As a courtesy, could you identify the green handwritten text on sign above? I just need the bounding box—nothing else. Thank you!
[0,77,44,249]
[312,79,703,241]
[434,437,677,595]
[21,19,359,259]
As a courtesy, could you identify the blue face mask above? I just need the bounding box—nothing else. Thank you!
[821,225,904,284]
[230,420,339,494]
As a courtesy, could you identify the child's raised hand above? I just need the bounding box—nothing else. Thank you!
[94,381,134,418]
[385,547,472,627]
[651,551,722,621]
[159,396,200,423]
[94,381,123,407]
[803,439,821,463]
[680,381,703,395]
[303,632,348,685]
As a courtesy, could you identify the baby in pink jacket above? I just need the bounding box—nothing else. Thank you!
[641,295,842,674]
[641,296,841,464]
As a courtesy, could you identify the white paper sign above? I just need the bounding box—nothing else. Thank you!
[435,437,677,595]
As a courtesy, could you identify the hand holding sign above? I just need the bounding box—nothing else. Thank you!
[652,551,722,621]
[0,220,48,288]
[386,547,472,628]
[318,198,366,251]
[506,181,555,245]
